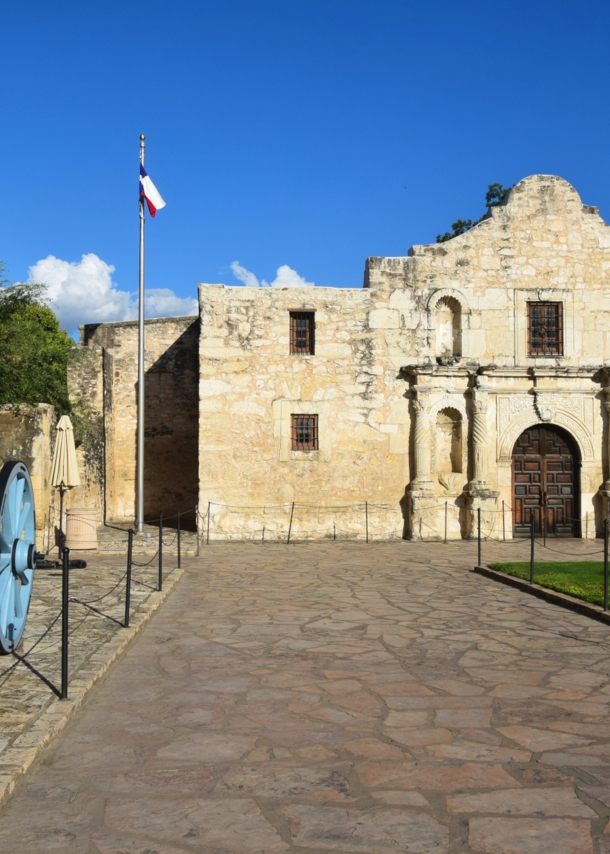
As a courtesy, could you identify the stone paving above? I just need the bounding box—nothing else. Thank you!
[0,536,181,786]
[2,539,610,853]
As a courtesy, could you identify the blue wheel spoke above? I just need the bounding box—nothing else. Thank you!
[17,501,31,539]
[0,570,13,636]
[13,580,23,620]
[10,477,25,540]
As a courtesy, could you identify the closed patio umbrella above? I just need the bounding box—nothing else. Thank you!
[50,415,80,556]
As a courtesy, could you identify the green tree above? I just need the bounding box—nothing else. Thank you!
[0,264,73,413]
[436,183,513,243]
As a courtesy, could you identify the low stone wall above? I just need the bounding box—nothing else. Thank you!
[0,404,55,545]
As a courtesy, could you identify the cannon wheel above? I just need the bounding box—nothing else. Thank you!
[0,462,36,654]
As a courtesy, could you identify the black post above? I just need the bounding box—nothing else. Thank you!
[604,519,608,611]
[530,509,535,584]
[445,501,448,544]
[477,507,481,567]
[287,502,295,544]
[124,529,133,627]
[158,516,163,592]
[333,523,336,541]
[60,546,70,700]
[365,502,369,544]
[177,512,181,569]
[543,495,547,548]
[58,486,65,560]
[206,501,211,545]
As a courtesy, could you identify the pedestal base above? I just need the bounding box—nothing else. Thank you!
[466,484,500,540]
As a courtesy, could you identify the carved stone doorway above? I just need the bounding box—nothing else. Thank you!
[512,424,580,538]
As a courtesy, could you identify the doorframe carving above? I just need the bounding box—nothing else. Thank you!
[498,408,593,462]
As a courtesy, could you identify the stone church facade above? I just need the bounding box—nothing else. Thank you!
[71,175,610,540]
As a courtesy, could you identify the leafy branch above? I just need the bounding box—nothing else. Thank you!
[436,183,513,243]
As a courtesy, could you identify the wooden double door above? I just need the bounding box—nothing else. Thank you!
[512,425,579,538]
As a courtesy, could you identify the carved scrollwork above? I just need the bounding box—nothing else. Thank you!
[497,407,594,461]
[428,395,467,420]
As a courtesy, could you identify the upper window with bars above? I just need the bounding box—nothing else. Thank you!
[290,311,315,355]
[291,414,318,451]
[527,301,563,356]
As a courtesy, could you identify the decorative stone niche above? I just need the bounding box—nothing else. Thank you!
[435,297,462,359]
[435,407,463,494]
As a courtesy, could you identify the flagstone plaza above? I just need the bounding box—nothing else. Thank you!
[3,540,610,853]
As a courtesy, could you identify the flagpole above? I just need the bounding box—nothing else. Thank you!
[136,134,146,534]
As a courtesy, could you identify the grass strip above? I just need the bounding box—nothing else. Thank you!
[487,561,606,607]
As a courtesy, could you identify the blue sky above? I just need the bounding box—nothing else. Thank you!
[2,1,610,331]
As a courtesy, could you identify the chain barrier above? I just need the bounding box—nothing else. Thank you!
[0,610,63,687]
[131,551,160,568]
[1,510,187,698]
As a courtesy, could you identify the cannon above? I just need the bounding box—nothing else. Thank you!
[0,461,37,654]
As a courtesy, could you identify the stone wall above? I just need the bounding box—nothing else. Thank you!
[199,176,610,540]
[198,285,409,540]
[0,404,55,546]
[70,316,199,526]
[67,174,610,541]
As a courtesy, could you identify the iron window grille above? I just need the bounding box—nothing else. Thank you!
[290,311,315,355]
[527,302,563,356]
[291,414,319,451]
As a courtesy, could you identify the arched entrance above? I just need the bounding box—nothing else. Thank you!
[512,424,580,538]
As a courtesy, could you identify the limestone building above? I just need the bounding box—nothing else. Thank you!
[71,175,610,540]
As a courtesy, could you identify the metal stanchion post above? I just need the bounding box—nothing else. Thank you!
[177,512,181,569]
[125,530,133,628]
[333,524,336,541]
[206,501,211,545]
[477,507,481,567]
[365,502,369,544]
[60,547,70,700]
[530,509,535,584]
[543,496,547,548]
[158,516,163,592]
[604,519,608,611]
[287,502,295,544]
[445,501,448,544]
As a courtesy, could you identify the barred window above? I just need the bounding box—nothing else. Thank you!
[291,414,318,451]
[527,302,563,356]
[290,311,315,355]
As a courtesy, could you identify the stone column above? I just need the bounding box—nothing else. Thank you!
[466,376,498,538]
[471,389,489,486]
[412,389,433,485]
[408,385,438,540]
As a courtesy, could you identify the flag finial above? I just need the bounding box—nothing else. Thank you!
[140,134,145,140]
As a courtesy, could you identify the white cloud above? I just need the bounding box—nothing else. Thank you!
[26,253,197,331]
[230,260,315,288]
[145,288,198,318]
[230,261,261,288]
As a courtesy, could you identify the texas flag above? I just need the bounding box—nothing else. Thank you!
[139,165,166,217]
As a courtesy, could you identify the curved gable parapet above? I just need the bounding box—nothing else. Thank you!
[503,174,588,219]
[407,175,607,259]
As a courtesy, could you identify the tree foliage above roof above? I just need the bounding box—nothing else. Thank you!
[0,263,74,413]
[436,184,513,243]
